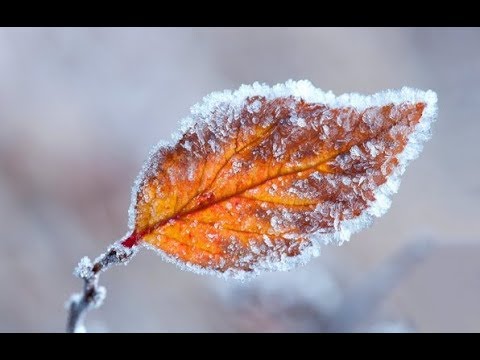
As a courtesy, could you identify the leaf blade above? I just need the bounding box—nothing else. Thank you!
[127,81,437,278]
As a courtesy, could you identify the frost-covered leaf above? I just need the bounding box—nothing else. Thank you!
[121,80,437,279]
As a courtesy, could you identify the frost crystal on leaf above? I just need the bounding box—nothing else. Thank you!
[124,80,437,280]
[91,286,107,309]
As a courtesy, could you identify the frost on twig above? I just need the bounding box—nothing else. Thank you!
[66,242,137,333]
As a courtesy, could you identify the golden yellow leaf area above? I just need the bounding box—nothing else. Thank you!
[124,91,429,276]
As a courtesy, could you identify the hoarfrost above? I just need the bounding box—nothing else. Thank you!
[247,99,262,113]
[263,235,274,248]
[207,139,218,153]
[182,140,192,151]
[270,216,281,232]
[268,183,278,195]
[231,160,242,174]
[349,145,363,158]
[341,177,352,186]
[296,117,307,128]
[74,256,93,279]
[322,124,330,136]
[366,141,379,158]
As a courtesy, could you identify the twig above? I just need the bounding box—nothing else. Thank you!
[66,242,138,333]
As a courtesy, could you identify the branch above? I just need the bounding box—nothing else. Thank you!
[66,242,138,333]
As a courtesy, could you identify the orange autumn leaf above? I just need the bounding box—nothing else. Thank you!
[121,80,437,279]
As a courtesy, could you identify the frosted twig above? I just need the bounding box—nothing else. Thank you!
[66,243,138,333]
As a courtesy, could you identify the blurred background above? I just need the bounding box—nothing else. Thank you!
[0,27,479,332]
